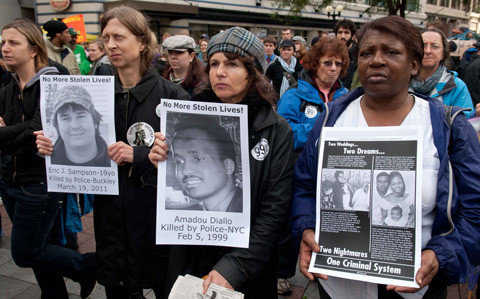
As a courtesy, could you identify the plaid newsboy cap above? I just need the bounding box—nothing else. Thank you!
[162,35,195,51]
[207,27,266,72]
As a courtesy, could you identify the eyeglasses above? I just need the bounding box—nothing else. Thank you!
[319,60,343,68]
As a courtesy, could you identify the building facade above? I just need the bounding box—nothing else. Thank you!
[425,0,480,35]
[31,0,427,45]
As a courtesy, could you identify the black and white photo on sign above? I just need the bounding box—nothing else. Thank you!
[44,84,111,167]
[40,75,118,195]
[156,99,250,248]
[311,127,422,288]
[372,170,415,228]
[164,112,243,213]
[320,169,371,211]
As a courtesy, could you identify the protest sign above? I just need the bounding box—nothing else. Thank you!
[62,14,87,43]
[468,116,480,142]
[40,75,118,195]
[309,126,423,288]
[156,99,250,248]
[450,39,475,57]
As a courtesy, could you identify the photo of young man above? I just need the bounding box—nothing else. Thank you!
[50,85,110,167]
[168,115,242,212]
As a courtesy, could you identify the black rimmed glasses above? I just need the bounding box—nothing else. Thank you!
[319,60,343,68]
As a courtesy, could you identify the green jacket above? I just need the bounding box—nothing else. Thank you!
[72,44,91,75]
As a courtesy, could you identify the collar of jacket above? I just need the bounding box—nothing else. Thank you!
[193,88,278,131]
[114,68,159,103]
[435,68,458,96]
[252,103,278,131]
[47,39,68,53]
[292,68,344,103]
[97,55,112,66]
[11,66,59,89]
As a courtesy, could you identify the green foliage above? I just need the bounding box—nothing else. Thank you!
[271,0,311,15]
[363,0,421,17]
[270,0,333,21]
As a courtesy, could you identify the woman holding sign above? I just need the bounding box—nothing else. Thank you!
[0,19,96,299]
[37,6,189,299]
[291,16,480,298]
[149,26,294,298]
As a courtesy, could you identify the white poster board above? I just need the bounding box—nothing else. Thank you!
[40,75,118,195]
[309,126,423,288]
[156,99,250,248]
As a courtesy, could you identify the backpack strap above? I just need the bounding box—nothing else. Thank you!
[278,62,297,85]
[440,104,468,238]
[444,105,453,128]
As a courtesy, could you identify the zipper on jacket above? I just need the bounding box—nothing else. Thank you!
[19,91,25,122]
[13,88,25,183]
[123,91,134,178]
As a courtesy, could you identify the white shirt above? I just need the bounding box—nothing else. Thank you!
[319,96,439,299]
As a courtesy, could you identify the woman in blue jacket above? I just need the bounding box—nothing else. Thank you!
[277,37,348,154]
[292,16,480,298]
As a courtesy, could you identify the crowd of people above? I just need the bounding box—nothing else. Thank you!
[1,6,480,299]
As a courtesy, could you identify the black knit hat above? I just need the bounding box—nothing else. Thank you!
[43,20,68,39]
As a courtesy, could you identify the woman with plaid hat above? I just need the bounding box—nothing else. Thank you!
[149,26,294,298]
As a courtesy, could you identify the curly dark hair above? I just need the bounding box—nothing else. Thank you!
[202,52,276,104]
[334,19,356,36]
[304,37,349,78]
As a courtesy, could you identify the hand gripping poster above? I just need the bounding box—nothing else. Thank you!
[40,75,118,195]
[309,126,423,288]
[156,99,250,248]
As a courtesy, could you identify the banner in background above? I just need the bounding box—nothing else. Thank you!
[63,14,87,43]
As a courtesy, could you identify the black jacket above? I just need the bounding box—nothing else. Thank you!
[51,134,110,167]
[340,46,357,89]
[265,59,303,98]
[460,53,480,106]
[165,90,294,298]
[93,68,189,289]
[0,66,59,184]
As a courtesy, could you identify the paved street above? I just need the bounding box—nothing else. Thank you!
[0,204,476,298]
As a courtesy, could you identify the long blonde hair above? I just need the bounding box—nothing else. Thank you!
[2,19,48,72]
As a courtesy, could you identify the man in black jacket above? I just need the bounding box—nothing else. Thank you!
[334,19,357,89]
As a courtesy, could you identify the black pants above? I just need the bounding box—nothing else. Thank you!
[276,231,298,279]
